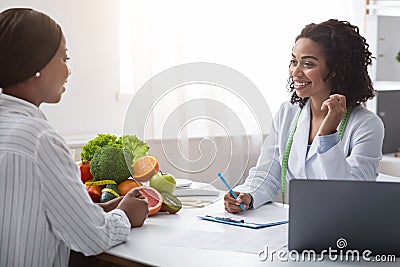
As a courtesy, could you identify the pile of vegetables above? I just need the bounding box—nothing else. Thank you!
[80,134,149,202]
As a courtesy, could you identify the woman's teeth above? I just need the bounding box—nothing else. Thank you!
[295,81,310,86]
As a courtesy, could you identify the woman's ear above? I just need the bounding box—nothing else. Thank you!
[332,71,336,78]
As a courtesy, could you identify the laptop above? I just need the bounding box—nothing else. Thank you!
[288,179,400,256]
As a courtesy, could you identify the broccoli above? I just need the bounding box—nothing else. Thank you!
[89,146,132,183]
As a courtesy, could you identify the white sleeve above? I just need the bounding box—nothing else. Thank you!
[317,113,384,181]
[36,131,131,256]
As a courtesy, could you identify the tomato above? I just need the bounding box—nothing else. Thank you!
[79,161,93,183]
[86,186,102,203]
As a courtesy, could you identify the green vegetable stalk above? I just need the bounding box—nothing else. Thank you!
[396,50,400,63]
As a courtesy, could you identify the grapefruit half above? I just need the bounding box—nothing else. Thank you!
[132,155,159,183]
[137,186,162,216]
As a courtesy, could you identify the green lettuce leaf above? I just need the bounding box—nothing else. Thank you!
[117,135,149,162]
[80,134,119,163]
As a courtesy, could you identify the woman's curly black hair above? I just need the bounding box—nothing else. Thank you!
[287,19,375,108]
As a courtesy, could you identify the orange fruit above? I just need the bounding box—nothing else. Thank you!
[137,186,162,216]
[132,155,159,183]
[118,179,142,196]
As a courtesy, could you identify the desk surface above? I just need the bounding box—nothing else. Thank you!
[105,195,399,267]
[379,154,400,177]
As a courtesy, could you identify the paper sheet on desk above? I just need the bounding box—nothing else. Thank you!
[207,202,289,224]
[164,203,288,254]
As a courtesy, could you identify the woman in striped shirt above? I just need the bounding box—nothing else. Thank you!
[0,8,148,267]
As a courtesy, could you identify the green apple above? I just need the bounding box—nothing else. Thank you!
[149,172,176,194]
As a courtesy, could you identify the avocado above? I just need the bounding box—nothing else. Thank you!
[100,184,121,203]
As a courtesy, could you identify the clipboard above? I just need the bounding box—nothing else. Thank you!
[198,215,288,229]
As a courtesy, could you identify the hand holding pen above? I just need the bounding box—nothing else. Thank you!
[218,173,252,214]
[224,191,252,213]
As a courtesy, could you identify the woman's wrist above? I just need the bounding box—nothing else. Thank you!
[97,197,123,212]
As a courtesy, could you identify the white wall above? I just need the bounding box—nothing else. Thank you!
[0,0,366,144]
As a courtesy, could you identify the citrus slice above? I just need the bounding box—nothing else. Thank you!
[137,186,162,216]
[132,155,159,183]
[117,178,142,196]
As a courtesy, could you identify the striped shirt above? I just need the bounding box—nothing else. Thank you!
[0,93,131,267]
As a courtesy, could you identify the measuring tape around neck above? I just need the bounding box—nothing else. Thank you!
[281,106,353,204]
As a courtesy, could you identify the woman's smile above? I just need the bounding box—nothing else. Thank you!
[293,79,312,90]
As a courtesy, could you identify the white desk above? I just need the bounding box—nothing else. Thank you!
[103,197,399,267]
[379,154,400,178]
[377,173,400,182]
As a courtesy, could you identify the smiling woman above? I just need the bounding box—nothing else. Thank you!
[225,19,384,213]
[290,38,332,103]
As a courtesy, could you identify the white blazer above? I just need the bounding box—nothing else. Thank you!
[235,100,384,208]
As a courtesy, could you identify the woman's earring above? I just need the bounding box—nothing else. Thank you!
[34,72,41,78]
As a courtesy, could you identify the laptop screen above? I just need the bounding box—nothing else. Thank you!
[288,179,400,257]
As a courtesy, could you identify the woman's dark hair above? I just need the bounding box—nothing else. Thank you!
[0,8,61,88]
[288,19,375,108]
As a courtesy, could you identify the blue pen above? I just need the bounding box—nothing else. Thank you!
[218,173,246,211]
